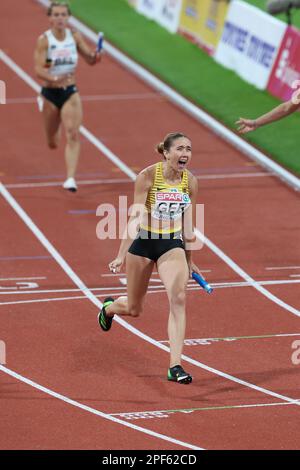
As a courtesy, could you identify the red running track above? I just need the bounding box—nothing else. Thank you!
[0,0,300,450]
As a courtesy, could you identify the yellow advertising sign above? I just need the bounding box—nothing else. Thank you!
[179,0,229,52]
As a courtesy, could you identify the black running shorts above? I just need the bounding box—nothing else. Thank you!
[41,85,78,109]
[128,229,185,262]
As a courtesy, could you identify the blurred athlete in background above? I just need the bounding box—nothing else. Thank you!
[34,1,102,191]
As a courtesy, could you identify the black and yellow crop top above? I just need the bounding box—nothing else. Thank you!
[141,162,191,234]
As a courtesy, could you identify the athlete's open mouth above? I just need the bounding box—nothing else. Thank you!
[178,158,188,168]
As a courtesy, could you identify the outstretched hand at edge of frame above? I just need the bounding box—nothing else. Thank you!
[236,117,258,134]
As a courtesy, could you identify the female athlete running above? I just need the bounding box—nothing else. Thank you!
[34,1,102,191]
[98,132,203,384]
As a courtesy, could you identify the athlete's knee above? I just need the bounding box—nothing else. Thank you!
[66,127,80,143]
[127,303,143,317]
[47,139,58,150]
[170,290,186,307]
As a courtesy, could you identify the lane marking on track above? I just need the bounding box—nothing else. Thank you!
[5,178,131,189]
[101,270,212,277]
[1,284,300,307]
[265,266,300,271]
[0,183,202,450]
[0,278,299,297]
[1,184,300,422]
[197,172,272,180]
[35,0,300,191]
[159,333,300,346]
[1,49,299,317]
[3,173,273,189]
[16,172,110,179]
[0,277,46,281]
[109,399,300,421]
[0,365,202,450]
[0,256,52,261]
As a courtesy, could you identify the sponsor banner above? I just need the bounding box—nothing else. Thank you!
[156,0,183,34]
[136,0,164,19]
[179,0,229,54]
[267,26,300,101]
[214,0,287,89]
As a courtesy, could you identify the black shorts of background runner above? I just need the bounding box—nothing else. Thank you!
[41,84,78,109]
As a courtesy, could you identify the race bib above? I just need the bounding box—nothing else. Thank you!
[152,190,191,221]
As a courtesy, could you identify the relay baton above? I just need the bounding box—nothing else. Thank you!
[192,272,213,294]
[97,32,104,52]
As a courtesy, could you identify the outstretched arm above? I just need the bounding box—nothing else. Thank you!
[236,99,300,134]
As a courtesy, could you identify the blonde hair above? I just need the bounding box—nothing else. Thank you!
[155,132,190,157]
[47,2,71,16]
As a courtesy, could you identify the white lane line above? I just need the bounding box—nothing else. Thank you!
[35,0,300,191]
[266,266,300,271]
[102,271,160,277]
[0,277,46,281]
[290,274,300,278]
[109,399,300,421]
[0,294,104,307]
[159,333,300,345]
[195,228,300,317]
[81,125,137,180]
[1,48,299,317]
[0,183,201,450]
[211,279,300,288]
[2,281,300,307]
[0,290,183,306]
[197,172,272,180]
[5,178,131,189]
[4,174,272,189]
[0,278,299,296]
[0,365,202,451]
[0,286,129,296]
[1,183,300,416]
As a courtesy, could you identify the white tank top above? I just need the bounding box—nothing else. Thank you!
[45,28,78,76]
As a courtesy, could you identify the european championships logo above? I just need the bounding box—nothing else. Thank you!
[0,80,6,104]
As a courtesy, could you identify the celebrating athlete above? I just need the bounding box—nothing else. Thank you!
[98,132,203,384]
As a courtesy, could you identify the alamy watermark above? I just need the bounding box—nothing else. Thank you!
[0,80,6,104]
[291,340,300,365]
[95,196,205,250]
[0,340,6,364]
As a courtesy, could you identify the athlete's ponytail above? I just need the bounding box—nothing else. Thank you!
[156,142,165,155]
